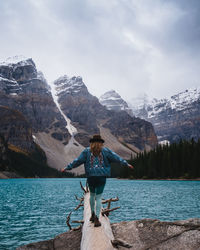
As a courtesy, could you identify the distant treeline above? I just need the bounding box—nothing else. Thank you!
[7,145,76,178]
[111,139,200,179]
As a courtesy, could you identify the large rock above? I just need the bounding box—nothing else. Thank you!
[112,218,200,250]
[17,229,82,250]
[16,218,200,250]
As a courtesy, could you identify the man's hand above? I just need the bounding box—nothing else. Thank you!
[61,168,65,173]
[128,164,134,169]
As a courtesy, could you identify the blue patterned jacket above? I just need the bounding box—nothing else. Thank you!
[64,147,128,177]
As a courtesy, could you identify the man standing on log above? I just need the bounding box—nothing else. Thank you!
[62,134,134,227]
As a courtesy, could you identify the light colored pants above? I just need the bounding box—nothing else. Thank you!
[89,183,106,218]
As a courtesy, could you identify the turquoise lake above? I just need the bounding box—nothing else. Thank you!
[0,178,200,249]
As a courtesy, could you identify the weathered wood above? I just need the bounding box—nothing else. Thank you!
[66,211,72,230]
[72,225,82,231]
[75,195,84,202]
[102,197,119,204]
[102,206,120,217]
[111,238,133,248]
[80,181,87,193]
[80,192,115,250]
[74,202,84,211]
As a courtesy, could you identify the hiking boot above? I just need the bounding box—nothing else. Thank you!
[94,215,101,227]
[90,212,95,223]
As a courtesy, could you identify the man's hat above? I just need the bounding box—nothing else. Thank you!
[89,134,105,143]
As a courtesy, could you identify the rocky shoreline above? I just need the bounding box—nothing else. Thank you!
[17,218,200,250]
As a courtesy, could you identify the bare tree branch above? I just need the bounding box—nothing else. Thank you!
[75,195,84,202]
[72,225,82,231]
[80,181,87,193]
[66,211,72,230]
[102,197,119,204]
[74,202,84,211]
[102,206,120,217]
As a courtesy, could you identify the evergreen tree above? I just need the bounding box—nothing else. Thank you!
[127,139,200,179]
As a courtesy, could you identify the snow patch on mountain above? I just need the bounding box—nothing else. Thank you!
[54,75,84,95]
[0,55,34,67]
[130,87,200,119]
[170,87,200,110]
[51,82,77,136]
[0,76,17,84]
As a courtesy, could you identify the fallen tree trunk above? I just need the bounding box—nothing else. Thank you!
[81,191,115,250]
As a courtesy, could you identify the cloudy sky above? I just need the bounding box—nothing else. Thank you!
[0,0,200,101]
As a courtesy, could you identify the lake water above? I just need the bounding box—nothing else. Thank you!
[0,178,200,249]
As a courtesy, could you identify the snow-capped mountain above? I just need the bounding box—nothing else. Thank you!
[128,93,153,118]
[54,75,88,96]
[0,55,33,67]
[0,55,50,95]
[99,90,133,116]
[54,77,157,152]
[0,55,158,173]
[129,88,200,143]
[131,88,200,119]
[0,56,72,170]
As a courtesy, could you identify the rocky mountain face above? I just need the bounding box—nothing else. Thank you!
[0,106,63,178]
[54,76,157,153]
[129,88,200,143]
[0,106,35,152]
[103,111,157,150]
[99,90,133,116]
[0,55,158,174]
[54,75,107,146]
[0,56,72,170]
[0,56,70,141]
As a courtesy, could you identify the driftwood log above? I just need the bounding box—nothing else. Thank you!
[80,189,115,250]
[66,181,131,249]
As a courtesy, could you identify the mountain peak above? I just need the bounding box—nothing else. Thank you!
[0,55,35,67]
[99,89,121,101]
[54,75,87,96]
[99,89,133,116]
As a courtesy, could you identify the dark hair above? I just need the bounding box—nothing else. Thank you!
[89,134,104,143]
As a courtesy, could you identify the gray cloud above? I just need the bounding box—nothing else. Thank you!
[0,0,200,101]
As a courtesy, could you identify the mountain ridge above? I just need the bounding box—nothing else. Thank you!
[99,89,133,116]
[54,75,157,153]
[129,88,200,143]
[0,55,158,176]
